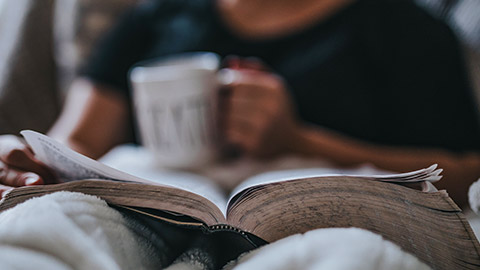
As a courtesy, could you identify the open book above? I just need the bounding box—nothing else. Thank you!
[1,130,479,269]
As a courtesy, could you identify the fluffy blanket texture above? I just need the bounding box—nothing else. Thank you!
[0,192,431,270]
[0,192,167,269]
[469,179,480,214]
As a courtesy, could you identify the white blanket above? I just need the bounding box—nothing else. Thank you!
[0,192,431,270]
[0,192,166,270]
[224,228,430,270]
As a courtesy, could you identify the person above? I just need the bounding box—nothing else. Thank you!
[0,0,479,208]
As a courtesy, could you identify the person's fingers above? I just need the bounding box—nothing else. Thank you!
[224,104,270,154]
[0,136,58,184]
[0,162,44,187]
[226,106,268,134]
[226,113,256,136]
[2,149,57,184]
[225,126,258,153]
[224,55,270,71]
[228,96,262,119]
[218,67,295,157]
[219,68,284,97]
[241,57,270,71]
[225,83,281,131]
[229,86,281,117]
[223,55,241,69]
[219,72,279,124]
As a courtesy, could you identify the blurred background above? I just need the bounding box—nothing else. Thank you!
[0,0,478,136]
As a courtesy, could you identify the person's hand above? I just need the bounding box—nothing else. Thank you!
[0,135,58,196]
[219,57,300,158]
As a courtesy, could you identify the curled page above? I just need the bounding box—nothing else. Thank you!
[229,164,443,206]
[21,130,154,184]
[21,130,228,213]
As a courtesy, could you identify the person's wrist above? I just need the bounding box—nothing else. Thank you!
[283,122,335,158]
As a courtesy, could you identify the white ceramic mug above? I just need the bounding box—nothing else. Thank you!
[130,52,222,169]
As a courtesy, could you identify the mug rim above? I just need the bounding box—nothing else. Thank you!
[129,52,220,83]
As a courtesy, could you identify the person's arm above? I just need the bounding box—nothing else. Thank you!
[288,124,480,208]
[48,79,132,159]
[0,79,131,195]
[222,59,480,208]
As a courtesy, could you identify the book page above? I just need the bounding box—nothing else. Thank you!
[21,130,228,215]
[228,165,442,207]
[224,175,477,270]
[99,144,228,214]
[22,131,154,183]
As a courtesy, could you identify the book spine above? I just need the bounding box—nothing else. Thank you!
[208,224,248,236]
[206,224,268,248]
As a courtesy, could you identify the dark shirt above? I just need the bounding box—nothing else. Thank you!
[82,0,480,152]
